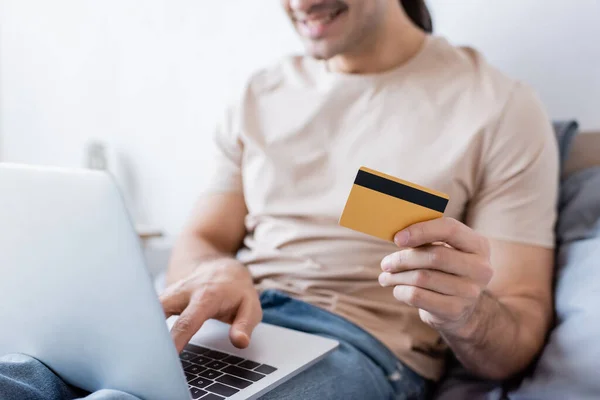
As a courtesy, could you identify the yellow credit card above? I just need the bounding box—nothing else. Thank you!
[339,167,449,242]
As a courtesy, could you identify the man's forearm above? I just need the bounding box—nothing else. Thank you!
[441,291,550,380]
[166,232,236,285]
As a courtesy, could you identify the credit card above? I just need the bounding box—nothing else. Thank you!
[339,167,449,242]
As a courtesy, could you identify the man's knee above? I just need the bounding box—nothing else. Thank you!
[0,353,76,400]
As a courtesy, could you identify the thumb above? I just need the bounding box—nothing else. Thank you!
[229,296,262,349]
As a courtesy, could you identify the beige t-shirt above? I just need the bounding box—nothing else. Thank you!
[205,36,559,380]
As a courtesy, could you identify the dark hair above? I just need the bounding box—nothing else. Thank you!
[400,0,433,33]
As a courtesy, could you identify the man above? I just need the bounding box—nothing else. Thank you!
[160,0,558,398]
[0,0,558,399]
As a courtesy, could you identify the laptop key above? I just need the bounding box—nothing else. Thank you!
[222,365,265,382]
[255,364,277,375]
[190,356,212,366]
[202,394,225,400]
[180,360,192,369]
[216,374,252,390]
[185,344,210,355]
[184,364,206,375]
[238,360,261,370]
[206,382,239,397]
[179,351,196,362]
[204,350,229,360]
[206,360,227,370]
[185,372,197,381]
[222,355,244,365]
[188,377,213,389]
[199,369,223,380]
[189,387,207,399]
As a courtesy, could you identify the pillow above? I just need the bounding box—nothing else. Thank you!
[552,120,579,170]
[510,166,600,400]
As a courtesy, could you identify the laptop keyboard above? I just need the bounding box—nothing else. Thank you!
[180,343,278,399]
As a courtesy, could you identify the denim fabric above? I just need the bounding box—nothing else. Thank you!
[258,289,430,400]
[0,354,138,400]
[0,290,429,400]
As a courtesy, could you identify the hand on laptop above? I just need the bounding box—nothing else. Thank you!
[378,217,494,338]
[159,259,263,353]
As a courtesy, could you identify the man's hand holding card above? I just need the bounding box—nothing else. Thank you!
[340,167,494,339]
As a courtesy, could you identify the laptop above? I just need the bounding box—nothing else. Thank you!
[0,164,338,400]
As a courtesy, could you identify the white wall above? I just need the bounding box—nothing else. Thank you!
[429,0,600,130]
[0,0,302,233]
[1,0,599,236]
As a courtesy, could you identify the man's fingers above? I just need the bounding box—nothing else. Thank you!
[170,298,213,353]
[392,285,470,322]
[379,268,480,298]
[229,295,263,349]
[159,285,189,319]
[381,245,493,283]
[395,217,490,256]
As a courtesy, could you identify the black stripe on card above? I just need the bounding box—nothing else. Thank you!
[354,170,448,213]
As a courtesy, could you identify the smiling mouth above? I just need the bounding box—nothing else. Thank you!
[294,6,347,38]
[296,7,345,25]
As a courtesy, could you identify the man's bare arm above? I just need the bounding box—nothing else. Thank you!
[166,192,248,285]
[441,240,553,379]
[161,192,263,352]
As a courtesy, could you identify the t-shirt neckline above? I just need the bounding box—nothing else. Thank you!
[316,35,436,83]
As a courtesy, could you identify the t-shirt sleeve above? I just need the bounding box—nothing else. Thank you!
[202,104,244,195]
[465,84,559,248]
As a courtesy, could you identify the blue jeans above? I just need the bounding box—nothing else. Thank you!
[0,290,430,400]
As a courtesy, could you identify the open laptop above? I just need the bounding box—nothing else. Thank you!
[0,164,338,400]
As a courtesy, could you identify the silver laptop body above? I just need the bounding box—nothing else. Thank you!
[0,164,338,400]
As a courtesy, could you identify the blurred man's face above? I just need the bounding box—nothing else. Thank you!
[281,0,387,60]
